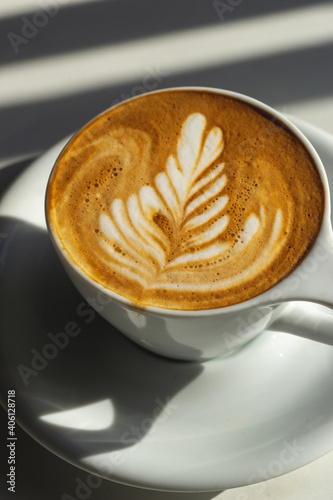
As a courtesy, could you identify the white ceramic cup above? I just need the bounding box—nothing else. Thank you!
[45,88,333,361]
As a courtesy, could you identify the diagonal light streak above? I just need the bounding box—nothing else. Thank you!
[0,0,102,18]
[1,4,333,107]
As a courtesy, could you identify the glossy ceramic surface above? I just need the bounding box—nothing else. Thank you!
[0,117,333,491]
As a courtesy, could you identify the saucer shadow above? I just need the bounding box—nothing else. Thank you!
[0,216,204,465]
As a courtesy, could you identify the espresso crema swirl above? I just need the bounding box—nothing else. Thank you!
[47,90,324,309]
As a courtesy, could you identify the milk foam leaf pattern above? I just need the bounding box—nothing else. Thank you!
[99,112,282,291]
[99,113,232,282]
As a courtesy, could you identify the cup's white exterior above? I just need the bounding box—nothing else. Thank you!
[46,87,333,361]
[54,253,279,360]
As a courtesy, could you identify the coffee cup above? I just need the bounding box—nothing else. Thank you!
[45,87,333,361]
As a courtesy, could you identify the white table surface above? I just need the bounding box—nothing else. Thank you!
[1,1,333,499]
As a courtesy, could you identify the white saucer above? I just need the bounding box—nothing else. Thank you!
[1,118,333,492]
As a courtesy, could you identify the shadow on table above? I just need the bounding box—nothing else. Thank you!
[0,0,319,65]
[1,0,333,160]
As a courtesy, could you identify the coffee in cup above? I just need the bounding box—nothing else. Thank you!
[47,89,324,311]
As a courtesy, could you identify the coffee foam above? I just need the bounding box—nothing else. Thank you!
[47,90,325,310]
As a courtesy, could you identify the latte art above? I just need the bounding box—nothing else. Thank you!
[47,90,324,309]
[99,112,284,295]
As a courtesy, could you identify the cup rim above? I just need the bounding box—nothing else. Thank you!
[45,86,332,318]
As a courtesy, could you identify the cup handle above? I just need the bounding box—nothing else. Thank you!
[268,302,333,345]
[276,233,333,309]
[267,235,333,345]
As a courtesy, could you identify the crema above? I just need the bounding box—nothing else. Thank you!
[47,90,325,310]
